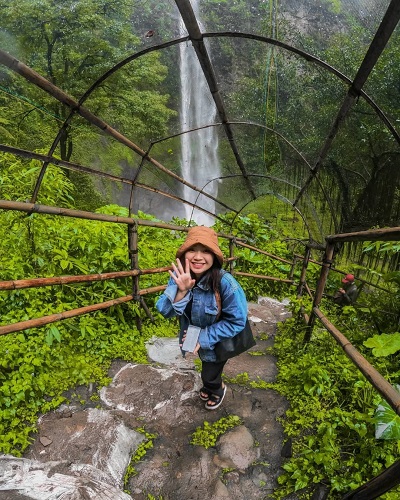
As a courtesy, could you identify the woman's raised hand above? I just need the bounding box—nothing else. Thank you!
[169,258,195,292]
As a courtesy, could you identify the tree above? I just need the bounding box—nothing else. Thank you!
[0,0,176,208]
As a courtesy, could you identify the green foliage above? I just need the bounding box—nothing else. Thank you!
[223,372,252,387]
[0,159,174,455]
[270,310,400,499]
[0,152,75,205]
[213,212,297,301]
[124,427,157,492]
[224,371,275,392]
[2,151,400,499]
[190,415,242,449]
[363,333,400,357]
[0,327,108,454]
[1,0,176,209]
[373,389,400,440]
[220,466,236,484]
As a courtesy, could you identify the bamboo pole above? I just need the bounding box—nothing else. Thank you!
[139,285,166,296]
[130,221,146,328]
[0,199,202,228]
[304,282,313,299]
[235,240,292,264]
[0,199,242,239]
[313,306,400,416]
[235,271,293,283]
[0,199,136,224]
[225,256,237,263]
[128,221,138,288]
[342,459,400,499]
[0,144,134,185]
[0,285,167,337]
[313,243,335,304]
[139,297,154,322]
[0,295,134,336]
[229,238,235,274]
[326,226,400,243]
[305,241,335,342]
[0,267,171,291]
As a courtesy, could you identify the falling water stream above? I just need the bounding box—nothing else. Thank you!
[179,0,220,225]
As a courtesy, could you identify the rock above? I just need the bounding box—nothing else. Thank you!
[213,479,231,498]
[312,483,330,500]
[100,364,202,423]
[25,408,145,489]
[39,436,52,447]
[248,297,292,328]
[146,336,197,369]
[215,425,260,470]
[0,455,132,499]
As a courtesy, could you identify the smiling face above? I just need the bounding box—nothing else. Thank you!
[184,243,215,279]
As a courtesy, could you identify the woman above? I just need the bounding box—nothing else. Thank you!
[156,226,248,410]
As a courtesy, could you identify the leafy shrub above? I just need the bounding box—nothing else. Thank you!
[271,311,400,499]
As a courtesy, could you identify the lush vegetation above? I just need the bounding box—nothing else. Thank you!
[0,0,177,210]
[223,286,400,499]
[190,415,243,449]
[2,0,399,235]
[270,304,400,499]
[1,157,400,499]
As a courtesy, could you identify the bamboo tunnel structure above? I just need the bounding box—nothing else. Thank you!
[2,0,400,496]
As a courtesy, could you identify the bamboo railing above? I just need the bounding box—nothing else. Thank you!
[0,267,171,291]
[342,460,400,499]
[313,307,400,413]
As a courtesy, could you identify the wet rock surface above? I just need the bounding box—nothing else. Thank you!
[0,297,293,500]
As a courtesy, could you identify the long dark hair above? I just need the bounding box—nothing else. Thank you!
[202,260,223,293]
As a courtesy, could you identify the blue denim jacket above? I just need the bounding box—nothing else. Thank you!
[156,271,248,362]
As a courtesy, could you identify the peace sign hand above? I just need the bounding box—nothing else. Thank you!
[169,258,195,292]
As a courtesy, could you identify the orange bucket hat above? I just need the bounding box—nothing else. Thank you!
[176,226,224,266]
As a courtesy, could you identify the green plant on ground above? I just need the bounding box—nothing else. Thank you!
[220,467,236,484]
[123,428,157,493]
[190,415,243,449]
[373,387,400,440]
[223,372,252,387]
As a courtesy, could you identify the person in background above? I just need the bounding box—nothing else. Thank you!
[333,273,359,306]
[156,226,248,410]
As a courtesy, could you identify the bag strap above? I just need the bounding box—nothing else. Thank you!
[215,289,222,320]
[215,269,228,320]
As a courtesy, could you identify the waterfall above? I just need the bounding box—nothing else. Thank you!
[179,0,220,226]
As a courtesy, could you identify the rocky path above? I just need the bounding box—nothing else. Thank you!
[0,297,292,500]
